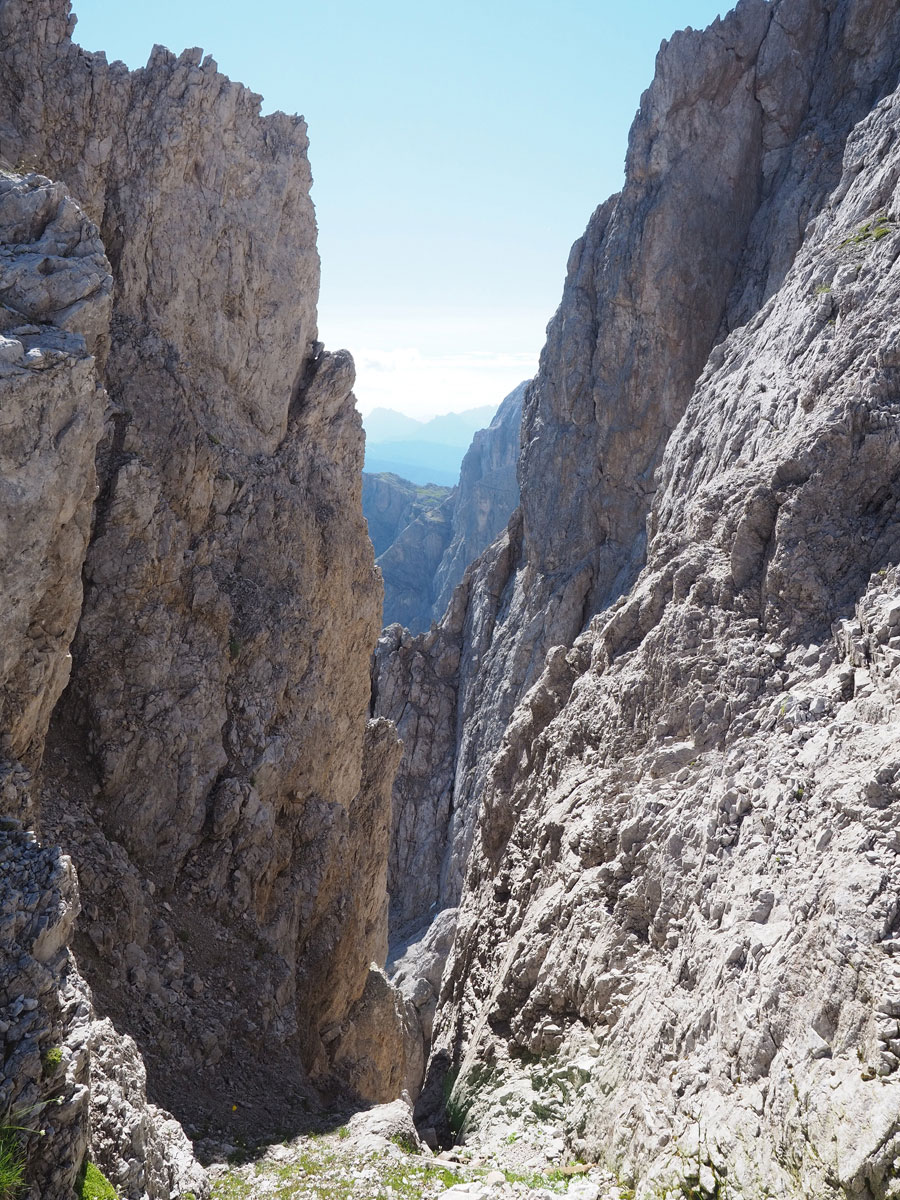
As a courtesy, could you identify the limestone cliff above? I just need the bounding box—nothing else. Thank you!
[430,383,526,626]
[0,169,206,1200]
[375,0,900,1194]
[0,1,408,1194]
[372,383,524,633]
[362,473,452,559]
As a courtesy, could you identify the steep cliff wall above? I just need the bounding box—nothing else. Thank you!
[0,170,206,1200]
[430,382,526,625]
[362,474,452,559]
[370,0,900,1190]
[404,0,900,1195]
[0,0,408,1187]
[378,0,900,944]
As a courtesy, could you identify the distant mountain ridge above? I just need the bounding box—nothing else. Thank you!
[363,384,526,631]
[364,405,497,447]
[363,405,499,486]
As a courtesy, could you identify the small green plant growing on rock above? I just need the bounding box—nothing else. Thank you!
[442,1067,476,1141]
[0,1098,66,1198]
[76,1161,118,1200]
[41,1045,63,1076]
[840,213,895,247]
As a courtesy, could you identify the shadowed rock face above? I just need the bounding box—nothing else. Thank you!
[362,474,452,559]
[370,384,525,634]
[0,0,409,1180]
[0,170,206,1200]
[375,0,900,1190]
[429,383,526,625]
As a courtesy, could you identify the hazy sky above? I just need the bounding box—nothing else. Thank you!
[71,0,728,418]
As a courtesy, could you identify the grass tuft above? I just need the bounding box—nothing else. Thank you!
[0,1129,25,1200]
[76,1162,118,1200]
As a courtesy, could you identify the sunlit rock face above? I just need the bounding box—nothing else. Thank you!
[377,1,900,1193]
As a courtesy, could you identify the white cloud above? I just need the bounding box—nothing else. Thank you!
[317,303,548,419]
[350,347,537,419]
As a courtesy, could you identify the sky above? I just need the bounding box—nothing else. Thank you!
[71,0,729,419]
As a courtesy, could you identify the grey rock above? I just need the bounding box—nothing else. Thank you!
[379,0,900,973]
[0,171,109,784]
[376,2,900,1196]
[362,472,452,559]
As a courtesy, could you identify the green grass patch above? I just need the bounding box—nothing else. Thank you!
[0,1129,25,1200]
[41,1046,63,1076]
[840,213,896,248]
[212,1142,470,1200]
[76,1161,118,1200]
[502,1165,572,1192]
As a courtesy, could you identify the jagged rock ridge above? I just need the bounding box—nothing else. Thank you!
[375,0,900,1195]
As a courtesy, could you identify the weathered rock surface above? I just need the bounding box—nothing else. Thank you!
[373,385,524,633]
[411,3,900,1196]
[379,0,900,959]
[362,473,452,559]
[0,170,121,1200]
[0,171,109,802]
[389,907,459,1045]
[430,383,526,625]
[0,0,409,1183]
[377,498,457,632]
[0,829,92,1200]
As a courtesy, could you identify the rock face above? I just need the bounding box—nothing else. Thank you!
[0,172,109,801]
[362,473,452,559]
[372,384,524,633]
[0,171,105,1200]
[376,499,456,632]
[0,169,205,1200]
[0,0,408,1190]
[430,383,526,624]
[375,0,900,1194]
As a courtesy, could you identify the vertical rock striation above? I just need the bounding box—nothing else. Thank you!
[402,1,900,1195]
[0,169,204,1200]
[0,169,108,1198]
[0,0,408,1184]
[429,382,526,626]
[379,0,900,960]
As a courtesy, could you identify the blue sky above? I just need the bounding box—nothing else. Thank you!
[71,1,729,418]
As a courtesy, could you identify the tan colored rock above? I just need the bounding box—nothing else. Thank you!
[0,0,407,1153]
[0,164,208,1200]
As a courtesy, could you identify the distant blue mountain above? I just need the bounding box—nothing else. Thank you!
[363,405,499,484]
[363,444,460,487]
